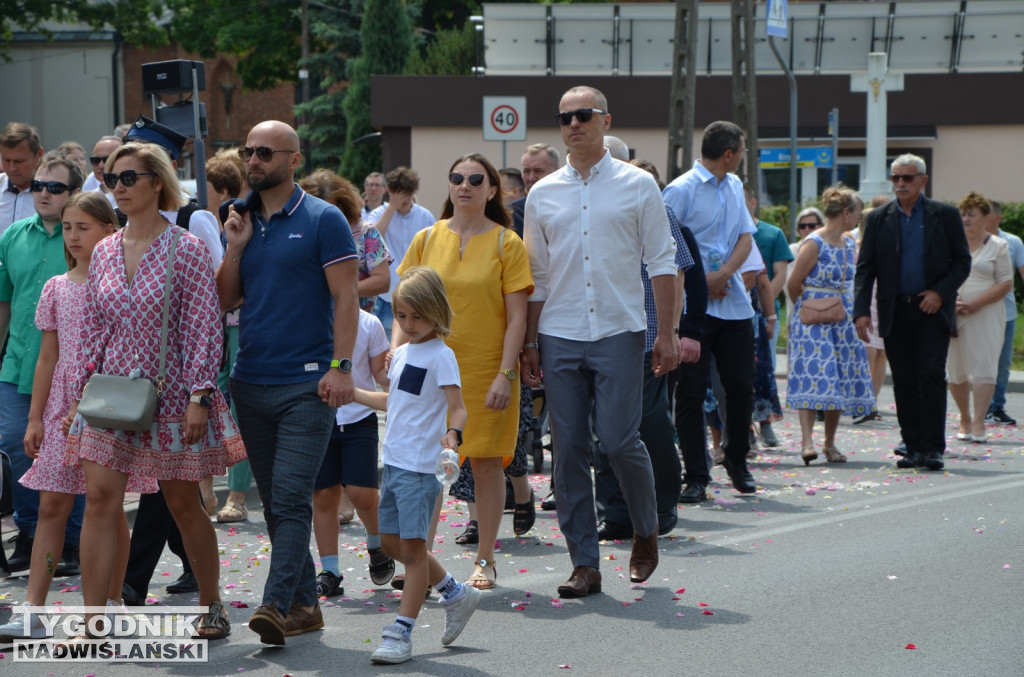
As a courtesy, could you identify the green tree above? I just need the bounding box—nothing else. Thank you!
[1,0,169,60]
[340,0,412,181]
[405,22,475,75]
[295,0,363,170]
[168,0,302,91]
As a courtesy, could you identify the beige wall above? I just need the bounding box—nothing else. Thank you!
[930,126,1024,204]
[406,124,1024,216]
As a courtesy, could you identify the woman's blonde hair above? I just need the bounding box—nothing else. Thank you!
[105,143,185,212]
[60,192,118,270]
[821,183,861,219]
[392,267,453,338]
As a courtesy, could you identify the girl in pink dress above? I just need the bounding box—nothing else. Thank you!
[65,144,246,640]
[0,193,158,642]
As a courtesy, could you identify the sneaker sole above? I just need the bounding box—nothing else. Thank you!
[442,586,481,646]
[248,616,286,645]
[371,650,412,664]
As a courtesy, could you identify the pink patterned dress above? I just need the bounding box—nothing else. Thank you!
[66,225,247,481]
[21,274,157,494]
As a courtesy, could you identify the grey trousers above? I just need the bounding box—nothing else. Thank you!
[541,331,657,569]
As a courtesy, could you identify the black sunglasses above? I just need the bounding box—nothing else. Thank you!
[30,180,73,194]
[103,170,157,189]
[798,221,819,230]
[555,108,606,126]
[889,173,923,183]
[238,145,297,162]
[448,172,485,187]
[89,155,110,166]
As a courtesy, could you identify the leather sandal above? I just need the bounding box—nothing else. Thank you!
[216,500,247,523]
[823,445,847,463]
[454,520,479,545]
[466,559,496,590]
[801,444,818,466]
[512,492,536,536]
[194,600,231,640]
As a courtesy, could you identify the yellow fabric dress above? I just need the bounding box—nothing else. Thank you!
[397,220,534,459]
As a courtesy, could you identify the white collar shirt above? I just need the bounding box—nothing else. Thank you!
[0,173,37,236]
[662,161,756,320]
[524,150,677,342]
[367,202,435,303]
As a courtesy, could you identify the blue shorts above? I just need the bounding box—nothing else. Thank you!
[377,464,441,541]
[314,413,380,490]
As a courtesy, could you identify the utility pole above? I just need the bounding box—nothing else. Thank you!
[300,0,312,174]
[667,0,699,181]
[731,0,759,200]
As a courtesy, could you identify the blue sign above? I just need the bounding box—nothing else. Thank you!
[759,147,833,169]
[766,0,788,38]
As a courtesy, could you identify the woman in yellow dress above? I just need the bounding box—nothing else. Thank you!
[396,153,533,589]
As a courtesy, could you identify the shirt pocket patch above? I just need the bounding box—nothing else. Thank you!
[397,364,427,396]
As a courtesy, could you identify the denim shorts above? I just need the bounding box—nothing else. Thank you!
[377,464,440,541]
[313,413,379,490]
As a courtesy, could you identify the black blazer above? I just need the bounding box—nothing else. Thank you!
[854,196,971,337]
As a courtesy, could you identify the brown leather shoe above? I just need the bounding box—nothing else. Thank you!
[285,602,324,637]
[557,566,602,598]
[248,604,287,645]
[629,533,659,583]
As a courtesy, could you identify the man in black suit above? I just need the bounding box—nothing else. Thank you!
[854,154,971,470]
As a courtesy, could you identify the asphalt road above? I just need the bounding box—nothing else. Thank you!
[2,384,1022,676]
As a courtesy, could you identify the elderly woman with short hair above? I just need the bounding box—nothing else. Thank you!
[947,191,1013,444]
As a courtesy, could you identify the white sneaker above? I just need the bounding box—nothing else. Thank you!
[441,584,480,646]
[0,604,52,641]
[370,624,412,664]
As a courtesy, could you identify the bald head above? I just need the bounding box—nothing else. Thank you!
[250,120,300,149]
[244,121,302,193]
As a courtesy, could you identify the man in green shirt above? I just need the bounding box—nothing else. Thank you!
[0,153,85,574]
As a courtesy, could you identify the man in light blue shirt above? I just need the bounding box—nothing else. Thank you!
[985,200,1024,425]
[662,120,757,502]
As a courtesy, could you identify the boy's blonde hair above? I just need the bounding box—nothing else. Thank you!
[392,267,453,338]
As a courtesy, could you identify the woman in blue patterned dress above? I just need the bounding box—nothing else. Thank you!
[786,185,875,465]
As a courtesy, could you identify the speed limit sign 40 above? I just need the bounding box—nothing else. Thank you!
[483,97,527,142]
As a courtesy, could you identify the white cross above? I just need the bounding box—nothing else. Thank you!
[851,52,904,200]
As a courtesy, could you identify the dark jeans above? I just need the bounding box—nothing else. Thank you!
[674,316,754,486]
[883,301,951,456]
[595,352,680,530]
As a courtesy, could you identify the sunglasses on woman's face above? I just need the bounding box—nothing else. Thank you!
[103,170,157,189]
[798,221,819,230]
[448,172,485,187]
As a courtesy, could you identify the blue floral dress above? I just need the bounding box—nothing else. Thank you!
[787,233,874,415]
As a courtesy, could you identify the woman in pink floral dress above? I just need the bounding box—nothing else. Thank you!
[0,193,158,642]
[66,144,246,640]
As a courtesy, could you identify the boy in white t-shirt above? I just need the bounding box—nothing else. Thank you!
[311,310,394,599]
[352,267,479,665]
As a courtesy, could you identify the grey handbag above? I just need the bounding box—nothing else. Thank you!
[77,230,181,431]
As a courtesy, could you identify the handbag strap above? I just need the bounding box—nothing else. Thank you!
[156,229,182,393]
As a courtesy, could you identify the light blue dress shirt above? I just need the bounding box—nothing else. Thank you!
[662,161,756,320]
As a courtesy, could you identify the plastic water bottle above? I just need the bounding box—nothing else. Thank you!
[708,250,723,272]
[434,449,461,485]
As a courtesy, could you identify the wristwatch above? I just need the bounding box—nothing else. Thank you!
[500,368,516,381]
[330,358,353,373]
[446,427,464,446]
[189,394,212,408]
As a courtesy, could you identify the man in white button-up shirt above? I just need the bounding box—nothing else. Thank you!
[662,121,759,503]
[522,86,678,599]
